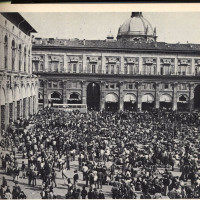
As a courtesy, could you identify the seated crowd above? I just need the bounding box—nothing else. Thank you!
[0,108,200,199]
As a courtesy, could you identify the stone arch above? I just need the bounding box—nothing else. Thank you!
[48,91,63,104]
[123,93,137,111]
[159,93,172,110]
[177,94,189,111]
[68,92,82,104]
[142,93,155,111]
[105,92,119,111]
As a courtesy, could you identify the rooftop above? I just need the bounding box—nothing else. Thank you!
[32,38,200,53]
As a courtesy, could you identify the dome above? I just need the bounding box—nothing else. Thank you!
[117,12,157,42]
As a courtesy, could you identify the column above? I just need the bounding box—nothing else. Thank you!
[63,81,67,104]
[156,57,160,75]
[44,54,48,72]
[29,97,33,115]
[138,57,143,75]
[155,82,160,109]
[26,97,29,119]
[189,83,195,112]
[5,103,9,129]
[120,56,124,74]
[100,81,105,111]
[191,59,195,75]
[20,99,23,118]
[82,55,87,73]
[119,81,124,111]
[43,80,48,108]
[81,81,87,104]
[101,55,106,74]
[13,100,17,121]
[172,82,178,111]
[174,57,178,75]
[137,82,142,111]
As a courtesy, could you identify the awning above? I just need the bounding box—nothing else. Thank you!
[160,94,172,102]
[124,94,136,102]
[142,94,154,103]
[105,93,118,103]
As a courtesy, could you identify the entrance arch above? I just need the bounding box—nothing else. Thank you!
[124,93,137,111]
[48,91,63,104]
[177,94,189,111]
[68,92,82,104]
[194,84,200,110]
[142,93,154,111]
[105,93,119,111]
[87,82,100,111]
[160,94,172,110]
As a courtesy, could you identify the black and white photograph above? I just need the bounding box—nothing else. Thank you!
[1,5,200,199]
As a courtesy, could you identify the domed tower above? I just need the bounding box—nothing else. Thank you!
[117,12,157,42]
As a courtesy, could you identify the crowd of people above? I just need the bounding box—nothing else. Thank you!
[0,107,200,199]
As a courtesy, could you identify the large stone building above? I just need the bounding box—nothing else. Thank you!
[0,13,38,132]
[32,12,200,112]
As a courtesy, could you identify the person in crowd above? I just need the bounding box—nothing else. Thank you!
[0,107,200,199]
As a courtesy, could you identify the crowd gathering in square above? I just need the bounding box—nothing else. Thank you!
[0,107,200,199]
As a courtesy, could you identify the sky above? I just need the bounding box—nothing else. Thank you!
[21,12,200,44]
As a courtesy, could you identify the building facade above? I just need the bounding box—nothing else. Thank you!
[0,13,38,132]
[32,12,200,112]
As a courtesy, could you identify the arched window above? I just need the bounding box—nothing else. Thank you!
[24,47,26,72]
[11,40,16,70]
[19,44,22,72]
[4,36,8,69]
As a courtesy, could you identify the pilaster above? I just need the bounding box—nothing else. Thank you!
[137,82,142,111]
[43,80,48,108]
[81,81,87,104]
[63,81,67,104]
[100,81,105,111]
[172,82,178,111]
[119,81,124,111]
[189,83,194,112]
[155,82,160,109]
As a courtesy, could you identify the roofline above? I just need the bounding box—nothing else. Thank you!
[32,45,200,54]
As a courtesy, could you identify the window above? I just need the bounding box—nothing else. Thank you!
[116,65,120,74]
[34,62,39,71]
[111,65,114,74]
[129,65,133,74]
[79,63,83,73]
[92,64,96,73]
[19,45,22,71]
[59,81,63,88]
[110,84,115,89]
[105,84,109,89]
[116,83,119,89]
[48,82,52,88]
[12,40,16,70]
[24,47,26,72]
[40,64,44,71]
[53,82,58,88]
[124,66,128,74]
[39,80,44,87]
[106,65,109,74]
[4,36,8,69]
[182,84,187,90]
[164,84,169,89]
[73,63,77,73]
[129,84,133,89]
